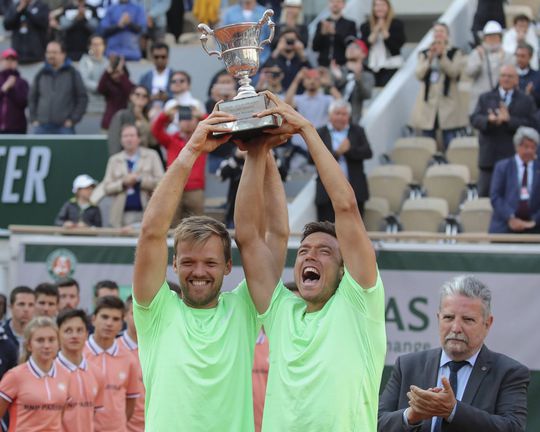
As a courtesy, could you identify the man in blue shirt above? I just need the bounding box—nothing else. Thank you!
[100,0,146,61]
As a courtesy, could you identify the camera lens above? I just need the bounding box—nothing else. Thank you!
[286,38,295,45]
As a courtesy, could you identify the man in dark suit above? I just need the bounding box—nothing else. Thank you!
[312,0,357,67]
[489,126,540,233]
[378,275,529,432]
[315,99,372,222]
[470,64,537,197]
[515,42,540,108]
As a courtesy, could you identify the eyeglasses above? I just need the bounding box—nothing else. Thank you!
[264,71,282,78]
[171,78,187,84]
[346,57,361,62]
[133,92,148,98]
[153,55,168,59]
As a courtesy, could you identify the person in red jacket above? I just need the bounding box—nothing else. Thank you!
[151,99,206,227]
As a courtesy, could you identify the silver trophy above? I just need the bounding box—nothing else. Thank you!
[198,9,281,138]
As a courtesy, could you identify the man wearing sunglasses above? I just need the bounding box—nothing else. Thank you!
[139,42,173,106]
[169,71,205,114]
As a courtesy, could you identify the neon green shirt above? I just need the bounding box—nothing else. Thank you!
[260,269,386,431]
[133,280,260,431]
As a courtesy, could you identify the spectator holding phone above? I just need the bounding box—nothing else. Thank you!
[98,53,135,130]
[151,100,205,226]
[313,0,357,67]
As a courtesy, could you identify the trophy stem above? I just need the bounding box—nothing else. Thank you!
[234,71,257,99]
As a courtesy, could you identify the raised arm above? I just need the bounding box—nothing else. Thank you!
[133,110,235,306]
[264,152,289,272]
[234,143,283,313]
[259,92,377,288]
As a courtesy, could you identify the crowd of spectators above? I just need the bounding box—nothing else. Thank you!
[406,13,540,234]
[1,0,538,235]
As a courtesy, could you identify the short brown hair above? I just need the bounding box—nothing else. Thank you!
[94,295,125,317]
[173,216,231,263]
[301,221,337,242]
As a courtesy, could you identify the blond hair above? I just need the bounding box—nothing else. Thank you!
[173,216,232,263]
[20,316,58,363]
[369,0,395,33]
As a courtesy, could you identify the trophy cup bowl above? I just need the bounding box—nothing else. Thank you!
[198,10,282,139]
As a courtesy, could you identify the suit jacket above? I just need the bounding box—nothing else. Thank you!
[378,345,529,432]
[101,147,164,227]
[489,157,540,233]
[315,124,372,206]
[313,16,357,67]
[470,88,537,170]
[517,68,540,108]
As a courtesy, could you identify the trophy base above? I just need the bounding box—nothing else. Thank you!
[215,93,282,140]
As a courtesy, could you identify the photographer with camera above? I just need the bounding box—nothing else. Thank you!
[266,28,311,91]
[151,100,206,226]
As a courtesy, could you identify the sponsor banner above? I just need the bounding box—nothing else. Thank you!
[0,136,108,228]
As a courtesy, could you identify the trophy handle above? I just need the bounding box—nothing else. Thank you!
[257,9,275,48]
[198,23,222,59]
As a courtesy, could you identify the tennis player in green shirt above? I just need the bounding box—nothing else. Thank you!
[132,109,291,431]
[235,93,387,431]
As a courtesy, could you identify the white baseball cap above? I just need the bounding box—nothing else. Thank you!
[283,0,302,7]
[72,174,97,193]
[482,20,503,36]
[164,99,180,111]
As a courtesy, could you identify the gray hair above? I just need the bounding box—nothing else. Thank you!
[328,99,352,115]
[439,275,492,320]
[513,126,539,149]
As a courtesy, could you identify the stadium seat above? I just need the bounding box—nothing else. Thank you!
[390,137,437,183]
[364,197,390,231]
[399,197,449,232]
[368,165,413,213]
[423,164,470,215]
[459,198,493,233]
[509,0,540,17]
[447,136,479,184]
[505,4,534,27]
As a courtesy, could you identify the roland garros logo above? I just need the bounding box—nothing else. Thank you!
[46,249,77,280]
